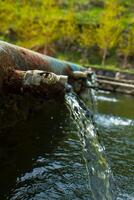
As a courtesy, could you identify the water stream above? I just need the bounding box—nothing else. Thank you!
[65,93,113,200]
[0,89,134,199]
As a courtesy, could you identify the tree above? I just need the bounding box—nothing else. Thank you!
[78,25,96,63]
[59,8,79,52]
[96,0,124,65]
[0,1,17,41]
[79,25,96,48]
[118,22,134,68]
[15,0,60,50]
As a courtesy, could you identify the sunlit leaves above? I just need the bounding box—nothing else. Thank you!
[0,0,134,67]
[79,26,96,48]
[118,21,134,67]
[96,0,124,64]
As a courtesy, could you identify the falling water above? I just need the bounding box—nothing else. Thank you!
[0,84,133,199]
[65,92,113,200]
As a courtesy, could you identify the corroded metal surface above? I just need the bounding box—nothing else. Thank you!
[0,40,93,94]
[0,70,67,129]
[2,70,67,98]
[0,41,94,129]
[0,40,85,77]
[23,70,67,86]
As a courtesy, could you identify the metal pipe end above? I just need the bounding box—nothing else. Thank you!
[72,71,87,78]
[59,75,68,85]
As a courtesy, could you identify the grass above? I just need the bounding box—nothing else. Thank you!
[76,7,102,25]
[85,64,134,75]
[56,51,134,75]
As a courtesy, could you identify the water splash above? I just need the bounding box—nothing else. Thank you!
[96,96,118,103]
[65,93,113,200]
[96,114,133,128]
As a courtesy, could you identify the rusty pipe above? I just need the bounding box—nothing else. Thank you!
[2,69,68,98]
[0,41,93,93]
[0,40,88,76]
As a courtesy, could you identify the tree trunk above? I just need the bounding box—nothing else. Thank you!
[102,48,107,66]
[122,54,128,68]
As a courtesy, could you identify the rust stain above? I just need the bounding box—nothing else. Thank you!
[0,41,85,77]
[63,64,74,77]
[0,41,90,95]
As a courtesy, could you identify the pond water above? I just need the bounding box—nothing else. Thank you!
[95,91,134,200]
[0,90,134,200]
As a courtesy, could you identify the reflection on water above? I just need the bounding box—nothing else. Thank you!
[96,114,133,128]
[96,92,134,119]
[0,91,134,200]
[96,92,134,199]
[96,95,118,103]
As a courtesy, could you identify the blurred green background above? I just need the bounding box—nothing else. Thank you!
[0,0,134,73]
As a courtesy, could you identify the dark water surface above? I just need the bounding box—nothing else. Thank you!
[0,91,134,200]
[95,91,134,200]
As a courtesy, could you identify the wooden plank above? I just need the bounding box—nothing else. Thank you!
[97,75,134,85]
[97,79,134,89]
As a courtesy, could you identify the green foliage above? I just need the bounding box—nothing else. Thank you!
[76,8,102,25]
[59,9,78,44]
[96,0,124,64]
[0,0,63,48]
[0,1,18,41]
[0,0,134,70]
[79,25,96,48]
[120,27,134,56]
[118,17,134,67]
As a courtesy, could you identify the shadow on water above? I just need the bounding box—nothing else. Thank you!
[0,101,69,199]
